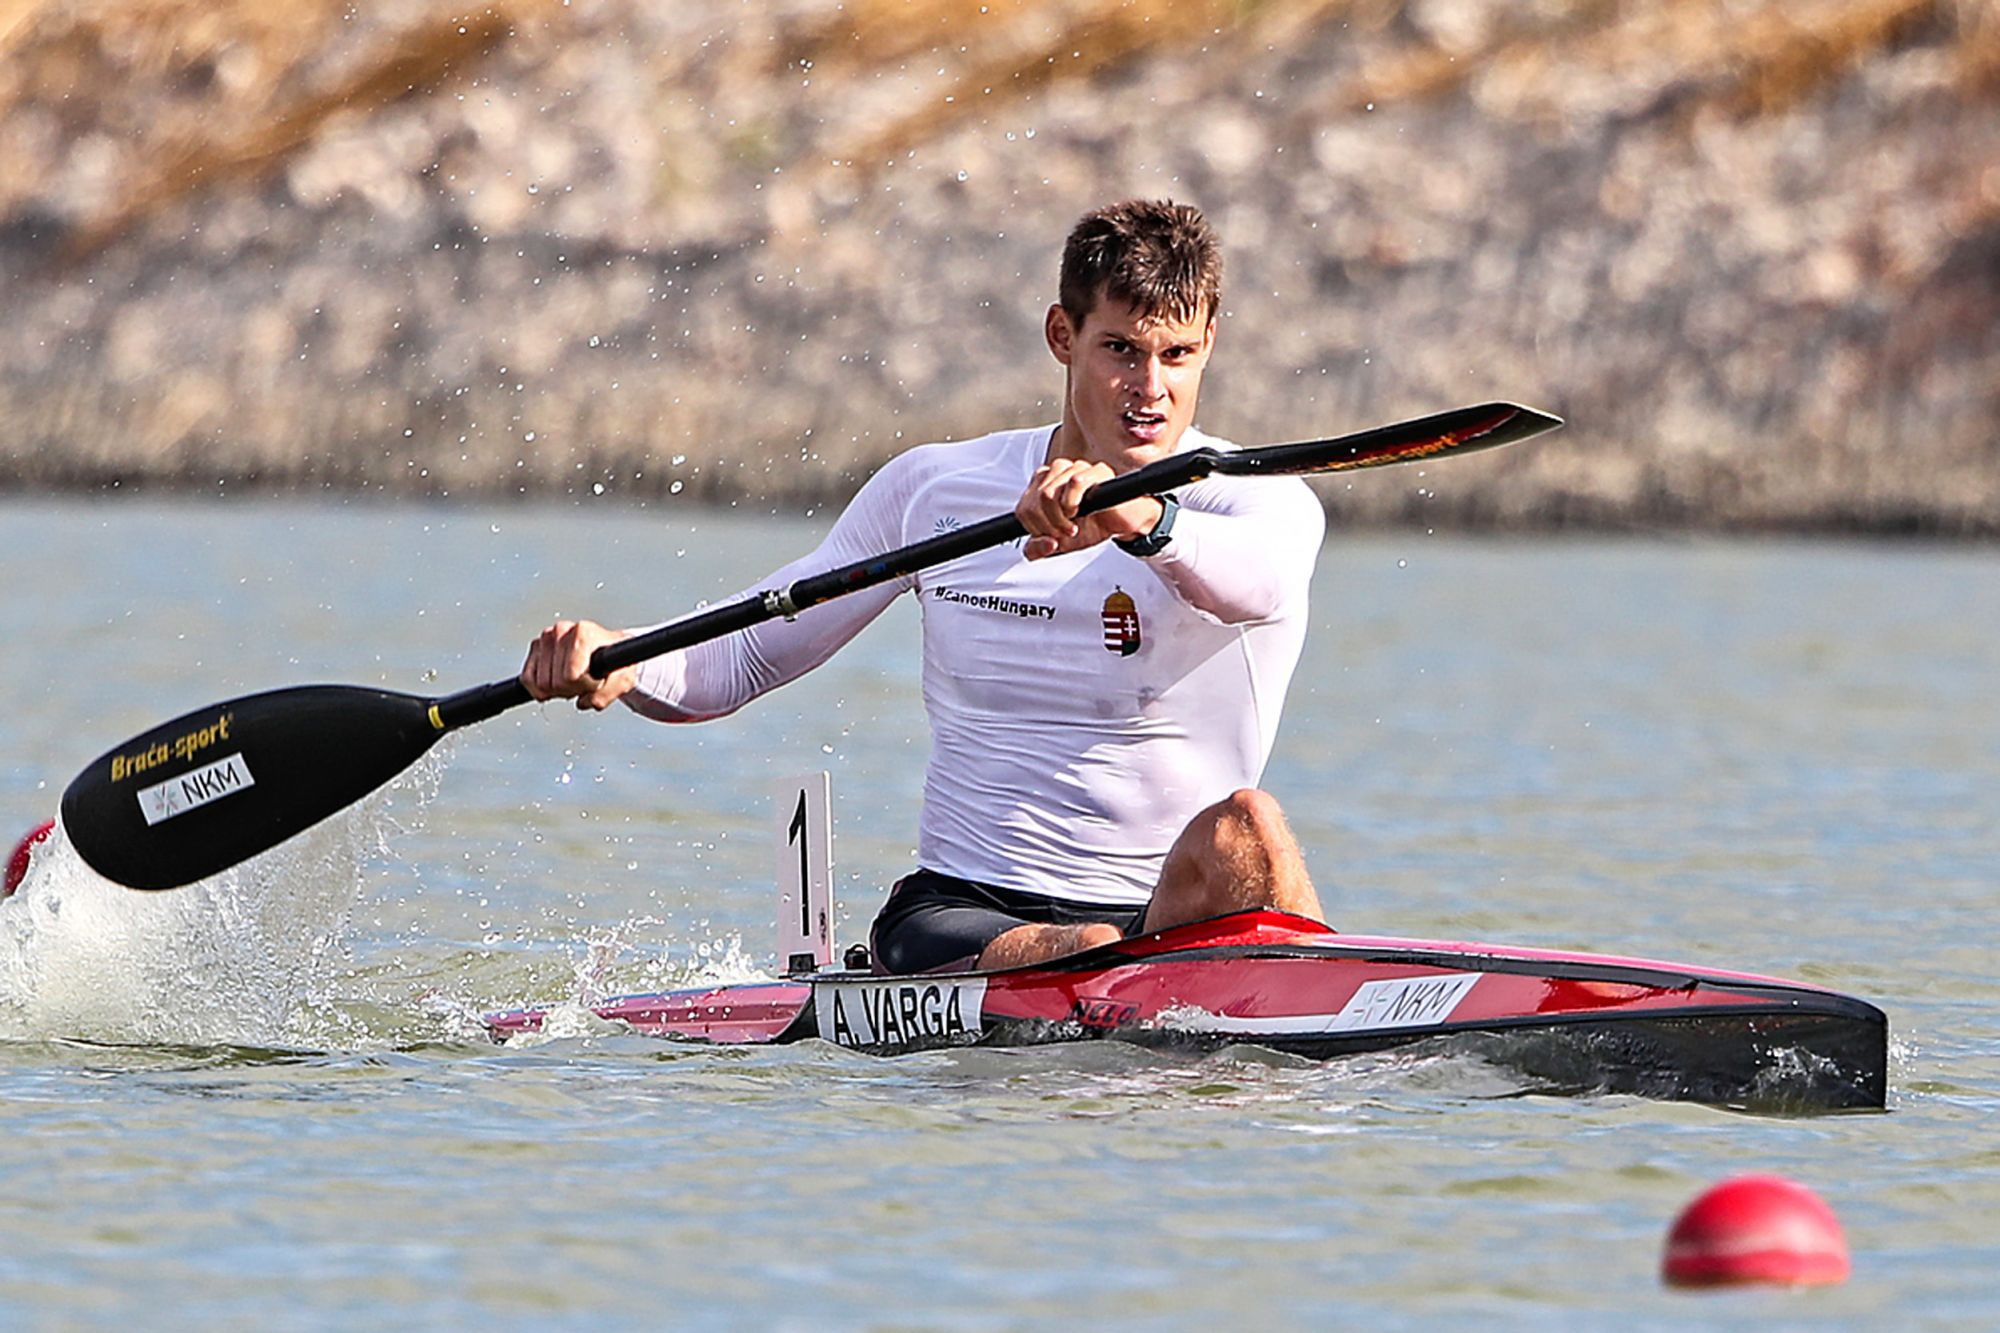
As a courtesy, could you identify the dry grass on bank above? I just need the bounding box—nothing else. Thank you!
[11,0,1995,258]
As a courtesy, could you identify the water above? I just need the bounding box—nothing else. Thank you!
[1,499,1996,1330]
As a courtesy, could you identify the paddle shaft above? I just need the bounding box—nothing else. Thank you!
[429,401,1554,733]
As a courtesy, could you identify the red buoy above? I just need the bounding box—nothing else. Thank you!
[4,819,55,898]
[1663,1174,1850,1287]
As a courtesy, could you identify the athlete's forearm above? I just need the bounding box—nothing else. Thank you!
[620,455,922,721]
[1137,484,1325,624]
[622,579,899,721]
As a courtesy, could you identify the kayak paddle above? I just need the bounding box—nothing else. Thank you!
[62,401,1561,890]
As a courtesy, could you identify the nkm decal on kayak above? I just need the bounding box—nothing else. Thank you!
[108,712,235,783]
[1332,972,1481,1031]
[816,977,989,1049]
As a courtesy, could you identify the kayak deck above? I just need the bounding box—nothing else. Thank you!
[483,911,1887,1112]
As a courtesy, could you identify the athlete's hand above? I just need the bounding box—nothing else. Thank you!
[1016,459,1164,560]
[520,619,639,711]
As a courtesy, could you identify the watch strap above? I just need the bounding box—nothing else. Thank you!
[1113,493,1179,558]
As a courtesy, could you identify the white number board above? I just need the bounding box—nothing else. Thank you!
[775,773,834,973]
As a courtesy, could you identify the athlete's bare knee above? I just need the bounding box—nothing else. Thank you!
[1224,787,1279,817]
[1154,788,1319,925]
[1209,788,1295,858]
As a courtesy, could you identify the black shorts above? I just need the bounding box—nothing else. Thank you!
[868,868,1149,975]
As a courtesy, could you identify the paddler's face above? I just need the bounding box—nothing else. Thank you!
[1045,291,1215,470]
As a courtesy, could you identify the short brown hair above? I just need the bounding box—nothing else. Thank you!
[1058,199,1221,327]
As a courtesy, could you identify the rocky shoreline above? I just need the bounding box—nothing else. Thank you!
[1,0,1995,534]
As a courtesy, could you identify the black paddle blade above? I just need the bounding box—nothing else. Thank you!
[61,685,445,891]
[1216,402,1563,478]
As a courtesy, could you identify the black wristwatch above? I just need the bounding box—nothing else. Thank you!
[1114,493,1179,558]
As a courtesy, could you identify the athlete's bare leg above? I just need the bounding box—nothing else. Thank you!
[976,921,1123,971]
[971,789,1319,970]
[1140,788,1321,931]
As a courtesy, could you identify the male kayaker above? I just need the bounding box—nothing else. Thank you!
[521,198,1326,973]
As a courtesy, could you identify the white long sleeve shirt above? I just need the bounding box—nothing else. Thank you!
[625,424,1325,906]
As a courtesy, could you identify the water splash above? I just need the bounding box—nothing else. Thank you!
[0,764,438,1050]
[488,926,768,1049]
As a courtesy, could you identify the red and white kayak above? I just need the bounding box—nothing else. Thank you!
[484,910,1887,1112]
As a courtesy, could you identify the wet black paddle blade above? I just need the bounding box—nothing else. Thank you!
[61,685,444,891]
[1217,403,1564,478]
